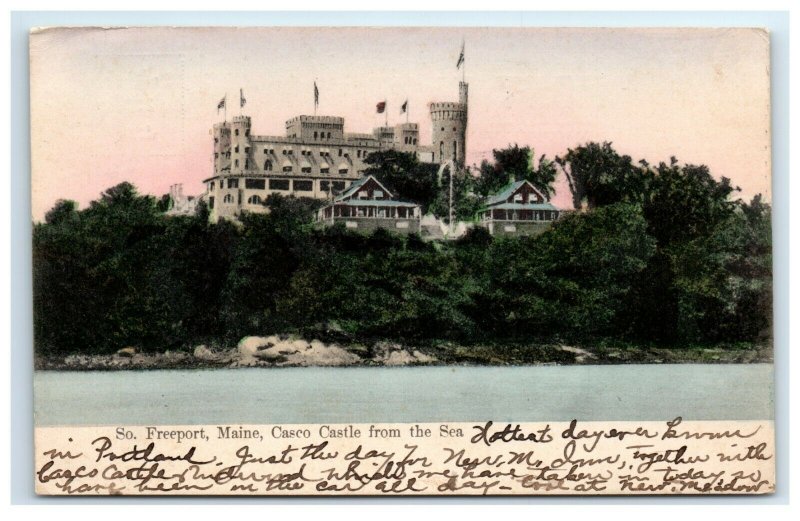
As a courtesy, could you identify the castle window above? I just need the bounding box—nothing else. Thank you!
[210,182,215,190]
[234,159,239,167]
[235,129,239,136]
[269,179,290,190]
[301,167,312,174]
[453,140,457,161]
[453,127,457,131]
[441,127,444,131]
[214,137,219,144]
[293,180,313,192]
[245,129,250,137]
[287,149,293,155]
[228,178,239,189]
[235,146,239,153]
[283,165,293,173]
[223,194,234,204]
[247,195,262,205]
[320,167,329,174]
[338,168,348,175]
[327,132,331,139]
[314,131,318,139]
[356,150,361,158]
[245,159,250,169]
[338,149,342,157]
[264,160,273,171]
[209,196,215,209]
[245,179,265,190]
[215,152,219,158]
[439,141,444,161]
[264,148,268,154]
[282,149,287,155]
[320,180,330,191]
[413,138,417,145]
[245,147,250,154]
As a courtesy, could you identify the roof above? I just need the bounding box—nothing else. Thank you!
[335,176,370,200]
[335,199,419,208]
[334,175,393,202]
[485,179,546,206]
[480,202,559,212]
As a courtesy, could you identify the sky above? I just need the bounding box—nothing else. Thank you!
[29,27,771,220]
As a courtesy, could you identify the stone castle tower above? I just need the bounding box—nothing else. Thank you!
[430,81,468,166]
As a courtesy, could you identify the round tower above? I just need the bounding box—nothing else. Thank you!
[429,82,468,166]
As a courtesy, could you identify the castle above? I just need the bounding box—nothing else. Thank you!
[201,82,469,221]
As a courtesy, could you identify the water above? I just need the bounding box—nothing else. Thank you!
[33,364,773,426]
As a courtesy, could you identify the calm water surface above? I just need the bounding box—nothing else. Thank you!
[33,364,773,426]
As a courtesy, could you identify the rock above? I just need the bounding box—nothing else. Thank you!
[412,350,436,363]
[117,347,136,357]
[237,336,275,357]
[290,339,310,351]
[252,350,286,362]
[383,350,417,366]
[193,345,216,361]
[559,345,596,358]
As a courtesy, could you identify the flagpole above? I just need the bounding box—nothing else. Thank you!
[462,41,466,83]
[224,93,227,122]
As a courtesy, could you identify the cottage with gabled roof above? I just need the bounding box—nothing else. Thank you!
[315,175,422,234]
[478,179,560,237]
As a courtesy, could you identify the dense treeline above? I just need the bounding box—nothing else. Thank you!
[33,143,771,355]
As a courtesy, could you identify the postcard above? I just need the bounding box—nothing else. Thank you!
[30,26,773,496]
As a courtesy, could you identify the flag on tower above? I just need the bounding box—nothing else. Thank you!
[400,100,408,114]
[217,96,226,113]
[376,101,386,114]
[240,89,246,108]
[314,82,319,109]
[456,40,465,69]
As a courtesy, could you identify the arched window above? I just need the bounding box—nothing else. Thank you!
[439,141,444,161]
[223,194,234,204]
[314,131,318,139]
[247,195,262,205]
[453,140,457,161]
[264,160,273,171]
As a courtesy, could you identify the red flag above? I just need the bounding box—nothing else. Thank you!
[376,101,386,114]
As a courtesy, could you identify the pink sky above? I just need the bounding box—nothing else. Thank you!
[29,27,770,220]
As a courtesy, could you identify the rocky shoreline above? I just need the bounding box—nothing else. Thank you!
[34,335,773,371]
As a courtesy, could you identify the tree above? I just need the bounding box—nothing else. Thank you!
[44,199,78,225]
[428,164,482,222]
[475,144,557,199]
[643,159,738,247]
[363,150,439,211]
[476,203,657,339]
[555,142,648,210]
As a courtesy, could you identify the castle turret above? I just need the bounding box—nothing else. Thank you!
[429,81,468,166]
[230,116,252,174]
